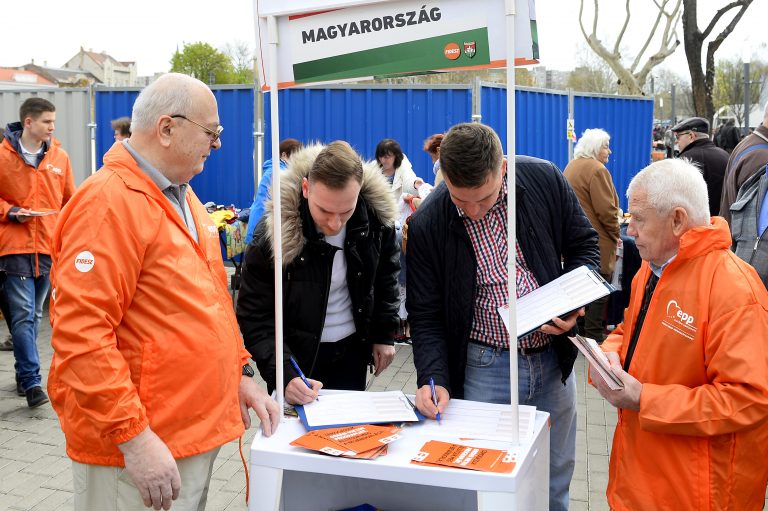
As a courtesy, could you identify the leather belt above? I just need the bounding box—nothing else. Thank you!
[517,343,551,356]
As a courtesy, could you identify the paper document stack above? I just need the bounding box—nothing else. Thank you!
[569,334,624,390]
[291,424,402,459]
[295,390,422,430]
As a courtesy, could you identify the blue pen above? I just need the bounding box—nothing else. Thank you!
[429,377,441,423]
[289,356,318,400]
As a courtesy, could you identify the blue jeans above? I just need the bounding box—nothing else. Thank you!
[464,342,577,511]
[4,274,50,391]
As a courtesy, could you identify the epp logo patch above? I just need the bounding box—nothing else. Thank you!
[46,163,63,175]
[661,299,696,340]
[75,251,95,273]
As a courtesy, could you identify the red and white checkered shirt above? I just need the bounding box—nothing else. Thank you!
[459,179,550,350]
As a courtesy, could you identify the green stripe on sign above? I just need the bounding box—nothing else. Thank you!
[293,27,490,84]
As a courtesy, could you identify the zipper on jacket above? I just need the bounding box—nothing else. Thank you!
[749,234,766,265]
[308,246,335,376]
[33,160,41,277]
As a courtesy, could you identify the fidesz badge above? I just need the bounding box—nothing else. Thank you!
[75,251,95,273]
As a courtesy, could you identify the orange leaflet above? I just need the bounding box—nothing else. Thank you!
[290,424,402,458]
[411,440,516,473]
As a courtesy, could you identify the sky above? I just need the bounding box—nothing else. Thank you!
[0,0,764,78]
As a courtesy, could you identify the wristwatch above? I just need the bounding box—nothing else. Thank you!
[242,364,255,377]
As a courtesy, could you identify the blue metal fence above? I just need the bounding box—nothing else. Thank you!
[96,84,651,211]
[481,85,569,168]
[264,85,473,186]
[574,94,654,209]
[481,84,654,210]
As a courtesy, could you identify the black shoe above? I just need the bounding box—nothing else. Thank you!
[16,379,24,397]
[25,386,49,408]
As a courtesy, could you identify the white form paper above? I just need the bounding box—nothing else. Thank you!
[415,400,537,443]
[498,265,614,338]
[300,390,420,428]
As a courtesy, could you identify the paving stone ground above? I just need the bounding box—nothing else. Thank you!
[2,306,766,510]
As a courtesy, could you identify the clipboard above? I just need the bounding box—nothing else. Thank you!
[295,390,425,431]
[499,265,616,338]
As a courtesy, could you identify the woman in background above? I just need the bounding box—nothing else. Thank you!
[423,133,444,187]
[376,139,421,342]
[563,128,620,343]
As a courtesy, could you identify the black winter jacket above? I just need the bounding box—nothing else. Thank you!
[678,138,729,217]
[236,144,401,393]
[406,156,600,398]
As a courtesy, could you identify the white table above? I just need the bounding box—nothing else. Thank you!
[248,401,550,511]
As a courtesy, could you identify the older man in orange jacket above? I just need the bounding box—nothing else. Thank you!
[48,73,280,511]
[590,158,768,511]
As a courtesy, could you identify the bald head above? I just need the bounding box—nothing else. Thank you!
[131,73,214,133]
[127,73,221,184]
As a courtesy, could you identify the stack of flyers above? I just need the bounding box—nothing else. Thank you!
[568,334,624,390]
[290,424,402,459]
[411,440,516,473]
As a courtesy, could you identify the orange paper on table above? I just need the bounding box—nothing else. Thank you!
[411,440,515,473]
[291,424,401,458]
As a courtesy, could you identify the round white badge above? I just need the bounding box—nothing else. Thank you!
[74,251,95,273]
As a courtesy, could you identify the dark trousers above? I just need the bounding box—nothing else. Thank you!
[310,333,370,391]
[0,272,12,330]
[583,272,611,342]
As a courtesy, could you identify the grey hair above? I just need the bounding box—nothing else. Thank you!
[131,73,207,132]
[763,101,768,122]
[574,128,610,159]
[627,158,710,227]
[693,131,710,141]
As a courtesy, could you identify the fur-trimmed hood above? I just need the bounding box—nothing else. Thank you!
[262,143,398,266]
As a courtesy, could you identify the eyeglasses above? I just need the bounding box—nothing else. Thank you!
[674,131,692,140]
[170,114,223,143]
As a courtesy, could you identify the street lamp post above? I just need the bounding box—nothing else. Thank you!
[671,84,677,125]
[744,56,751,136]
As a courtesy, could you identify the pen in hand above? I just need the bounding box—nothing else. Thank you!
[289,355,319,401]
[429,377,441,423]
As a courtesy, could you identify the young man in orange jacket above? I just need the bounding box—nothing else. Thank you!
[591,158,768,511]
[48,73,280,511]
[0,98,75,408]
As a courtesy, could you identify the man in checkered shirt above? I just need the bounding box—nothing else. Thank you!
[407,123,599,511]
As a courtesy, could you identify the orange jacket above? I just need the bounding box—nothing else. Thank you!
[0,136,75,269]
[48,143,250,466]
[602,217,768,511]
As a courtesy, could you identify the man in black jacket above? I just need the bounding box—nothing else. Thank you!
[237,141,400,404]
[672,117,729,217]
[406,123,599,511]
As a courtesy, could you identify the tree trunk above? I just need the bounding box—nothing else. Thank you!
[682,0,708,122]
[682,0,753,126]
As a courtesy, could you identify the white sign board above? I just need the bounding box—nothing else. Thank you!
[254,0,538,89]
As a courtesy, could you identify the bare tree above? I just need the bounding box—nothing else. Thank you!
[579,0,682,95]
[566,44,618,94]
[713,58,768,127]
[222,40,255,83]
[681,0,753,123]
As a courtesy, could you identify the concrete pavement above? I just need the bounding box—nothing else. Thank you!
[2,316,766,510]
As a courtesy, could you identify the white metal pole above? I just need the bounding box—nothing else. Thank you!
[505,0,519,445]
[267,15,285,417]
